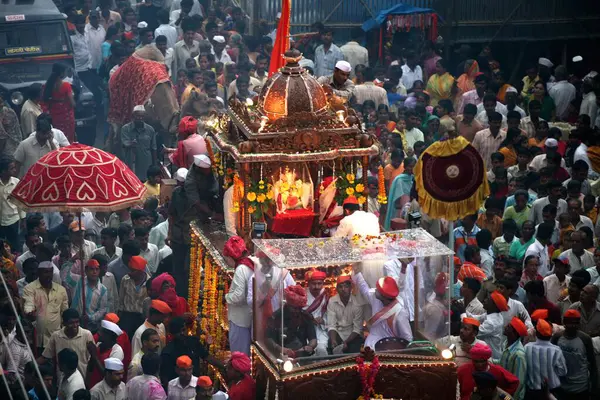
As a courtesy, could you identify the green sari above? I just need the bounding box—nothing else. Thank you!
[426,72,455,106]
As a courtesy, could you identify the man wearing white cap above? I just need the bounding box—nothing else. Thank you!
[90,357,126,400]
[88,320,124,388]
[184,155,220,221]
[149,168,185,252]
[120,105,157,181]
[529,138,566,171]
[317,60,355,101]
[538,57,556,90]
[212,35,232,64]
[340,27,369,77]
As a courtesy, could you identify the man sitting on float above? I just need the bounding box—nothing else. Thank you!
[326,275,364,354]
[302,269,329,356]
[266,285,318,358]
[352,266,413,349]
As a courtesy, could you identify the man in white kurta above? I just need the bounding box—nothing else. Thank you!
[303,270,329,356]
[352,271,412,349]
[383,258,424,323]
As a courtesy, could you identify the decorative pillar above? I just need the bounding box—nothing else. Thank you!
[362,155,369,211]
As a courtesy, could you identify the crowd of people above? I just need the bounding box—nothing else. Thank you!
[0,0,600,399]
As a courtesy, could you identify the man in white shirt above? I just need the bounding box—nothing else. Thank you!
[580,77,598,120]
[400,51,423,91]
[90,357,126,400]
[475,95,508,129]
[223,236,255,356]
[559,230,595,273]
[326,275,364,354]
[57,348,86,400]
[404,110,425,152]
[437,317,486,367]
[340,28,369,77]
[71,15,92,75]
[303,269,329,356]
[383,258,424,322]
[134,227,159,274]
[333,196,380,239]
[85,11,106,71]
[172,19,200,81]
[528,180,568,225]
[213,35,232,64]
[155,9,177,49]
[352,67,388,108]
[543,257,571,304]
[0,159,25,251]
[548,65,576,120]
[14,115,58,178]
[528,138,566,171]
[167,356,197,400]
[524,222,554,277]
[478,292,508,359]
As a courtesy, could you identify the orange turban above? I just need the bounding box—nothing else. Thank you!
[178,116,198,136]
[306,269,327,282]
[453,256,462,266]
[337,275,352,285]
[176,355,192,368]
[223,236,248,261]
[462,317,480,328]
[531,309,549,322]
[129,255,147,271]
[197,376,212,388]
[230,351,251,374]
[376,277,399,299]
[490,291,509,312]
[469,343,492,360]
[87,259,100,268]
[284,285,307,308]
[536,319,552,337]
[509,317,528,337]
[150,299,172,315]
[104,313,120,324]
[563,309,581,319]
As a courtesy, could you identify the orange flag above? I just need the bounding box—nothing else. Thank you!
[268,0,291,76]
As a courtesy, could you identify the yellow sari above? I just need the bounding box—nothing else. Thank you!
[426,72,455,106]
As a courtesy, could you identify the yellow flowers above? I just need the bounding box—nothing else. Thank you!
[257,193,266,203]
[266,190,274,200]
[248,206,256,214]
[281,182,290,191]
[355,183,365,193]
[346,173,355,183]
[358,196,366,205]
[346,187,355,196]
[247,192,257,202]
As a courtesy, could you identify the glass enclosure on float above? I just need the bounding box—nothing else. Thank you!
[250,228,454,372]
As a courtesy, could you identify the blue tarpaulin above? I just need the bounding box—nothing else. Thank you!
[362,3,438,32]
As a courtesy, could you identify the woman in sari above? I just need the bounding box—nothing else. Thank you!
[384,158,417,230]
[424,115,441,145]
[498,127,523,167]
[42,63,75,142]
[509,220,536,261]
[456,59,479,95]
[426,58,455,107]
[525,81,556,121]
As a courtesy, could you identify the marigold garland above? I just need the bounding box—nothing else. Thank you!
[377,166,387,205]
[205,137,217,174]
[188,233,203,335]
[356,354,381,400]
[245,178,274,218]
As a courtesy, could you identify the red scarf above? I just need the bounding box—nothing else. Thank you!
[238,257,255,271]
[305,290,329,317]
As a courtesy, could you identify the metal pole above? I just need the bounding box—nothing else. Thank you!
[79,212,86,328]
[448,221,455,258]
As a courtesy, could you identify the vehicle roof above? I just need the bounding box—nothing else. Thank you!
[0,0,66,22]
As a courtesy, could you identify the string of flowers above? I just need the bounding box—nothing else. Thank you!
[334,167,366,205]
[231,173,244,213]
[216,274,224,358]
[377,166,387,205]
[356,351,381,400]
[188,235,203,335]
[205,138,217,174]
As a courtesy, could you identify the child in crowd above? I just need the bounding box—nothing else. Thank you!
[477,198,503,240]
[144,165,162,199]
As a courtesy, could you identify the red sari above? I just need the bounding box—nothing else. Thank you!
[42,81,75,142]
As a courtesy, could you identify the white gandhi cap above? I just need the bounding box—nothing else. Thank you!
[133,105,145,113]
[194,154,212,168]
[38,261,54,269]
[538,57,553,68]
[101,320,123,336]
[213,35,226,43]
[175,168,189,182]
[104,358,124,371]
[335,60,351,73]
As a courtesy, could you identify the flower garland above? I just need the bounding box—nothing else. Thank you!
[334,167,366,205]
[356,353,381,400]
[246,178,274,218]
[205,137,217,174]
[231,173,244,213]
[188,233,203,335]
[377,166,387,205]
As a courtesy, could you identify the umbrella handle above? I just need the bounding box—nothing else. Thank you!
[78,213,86,328]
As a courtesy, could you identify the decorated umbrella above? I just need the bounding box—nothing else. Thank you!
[11,143,147,322]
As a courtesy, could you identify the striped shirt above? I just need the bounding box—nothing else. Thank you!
[118,274,150,314]
[64,273,108,329]
[454,225,481,262]
[42,327,95,379]
[6,338,32,378]
[167,376,198,400]
[499,340,527,400]
[101,272,119,313]
[523,339,567,390]
[472,128,507,171]
[72,240,97,266]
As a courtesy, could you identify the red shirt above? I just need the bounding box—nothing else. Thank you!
[169,134,206,169]
[228,375,256,400]
[457,363,519,400]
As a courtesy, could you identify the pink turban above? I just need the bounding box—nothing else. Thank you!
[284,285,307,308]
[152,273,177,309]
[230,351,251,374]
[178,116,198,136]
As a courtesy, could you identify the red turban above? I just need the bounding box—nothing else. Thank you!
[285,285,307,308]
[434,272,448,296]
[462,317,480,328]
[87,259,100,268]
[104,313,120,324]
[490,291,509,312]
[469,342,492,360]
[178,116,198,136]
[152,273,178,309]
[509,317,528,337]
[531,309,549,322]
[337,275,352,285]
[150,299,172,315]
[563,309,581,319]
[453,256,462,266]
[223,236,248,261]
[151,272,176,294]
[197,376,212,388]
[376,277,399,299]
[129,256,147,271]
[176,355,192,368]
[536,319,552,337]
[306,269,326,282]
[230,351,251,374]
[343,196,359,206]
